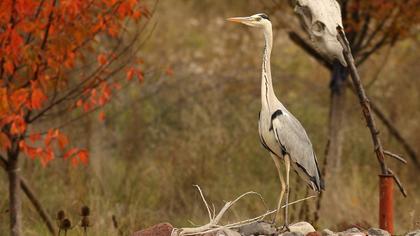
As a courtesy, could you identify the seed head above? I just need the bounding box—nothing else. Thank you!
[60,218,72,230]
[56,210,65,221]
[81,206,90,216]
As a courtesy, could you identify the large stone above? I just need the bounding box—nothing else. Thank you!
[289,222,316,235]
[218,228,242,236]
[345,228,361,233]
[367,228,390,236]
[322,229,337,236]
[238,221,276,235]
[406,230,420,236]
[282,232,305,236]
[307,232,322,236]
[132,223,173,236]
[338,227,365,236]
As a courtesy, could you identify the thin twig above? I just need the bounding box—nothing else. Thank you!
[193,185,213,220]
[387,169,407,197]
[384,151,407,164]
[224,210,276,229]
[281,195,316,209]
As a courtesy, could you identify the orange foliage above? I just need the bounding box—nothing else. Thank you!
[0,0,149,165]
[345,0,420,46]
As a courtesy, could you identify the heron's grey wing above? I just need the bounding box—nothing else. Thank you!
[271,110,323,191]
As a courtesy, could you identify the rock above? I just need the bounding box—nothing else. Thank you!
[337,232,365,236]
[282,232,305,236]
[289,222,316,235]
[238,221,276,235]
[367,228,390,236]
[322,229,337,236]
[406,230,420,236]
[345,228,362,233]
[132,223,173,236]
[307,232,322,236]
[338,227,365,236]
[216,228,241,236]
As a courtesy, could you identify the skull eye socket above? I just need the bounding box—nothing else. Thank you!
[312,21,326,36]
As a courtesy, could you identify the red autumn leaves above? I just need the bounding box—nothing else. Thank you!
[20,129,88,166]
[0,0,148,166]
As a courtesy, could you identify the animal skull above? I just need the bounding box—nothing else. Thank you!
[294,0,347,66]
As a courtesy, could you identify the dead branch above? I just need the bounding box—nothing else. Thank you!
[172,190,268,236]
[291,30,416,167]
[369,102,420,169]
[384,151,407,164]
[171,186,316,236]
[386,169,407,197]
[288,27,420,170]
[0,155,56,235]
[194,185,213,221]
[337,26,388,173]
[336,26,406,196]
[345,81,420,169]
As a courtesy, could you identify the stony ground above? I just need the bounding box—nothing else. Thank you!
[132,222,420,236]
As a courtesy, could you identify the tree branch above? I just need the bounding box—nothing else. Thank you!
[352,12,371,53]
[337,27,388,174]
[387,168,407,197]
[337,26,407,196]
[384,151,407,164]
[369,102,420,169]
[346,79,419,169]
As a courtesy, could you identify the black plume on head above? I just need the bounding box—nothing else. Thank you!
[259,13,270,21]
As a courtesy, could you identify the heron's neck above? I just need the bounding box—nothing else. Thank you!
[261,26,276,111]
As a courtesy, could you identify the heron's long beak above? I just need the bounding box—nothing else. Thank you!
[227,17,253,25]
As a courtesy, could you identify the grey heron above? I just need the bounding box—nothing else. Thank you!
[227,13,324,226]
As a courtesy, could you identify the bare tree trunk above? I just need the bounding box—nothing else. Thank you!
[326,62,348,172]
[0,155,56,235]
[8,140,22,236]
[313,62,347,224]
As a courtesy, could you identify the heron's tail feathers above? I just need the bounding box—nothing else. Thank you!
[309,174,324,192]
[312,154,324,192]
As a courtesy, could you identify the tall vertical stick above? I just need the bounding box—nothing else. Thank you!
[336,27,388,175]
[336,26,397,232]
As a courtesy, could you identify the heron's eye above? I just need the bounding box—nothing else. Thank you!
[256,17,262,21]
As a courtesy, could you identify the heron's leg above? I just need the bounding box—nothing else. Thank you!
[284,154,291,227]
[271,154,285,225]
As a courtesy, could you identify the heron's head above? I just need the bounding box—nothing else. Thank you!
[227,13,271,28]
